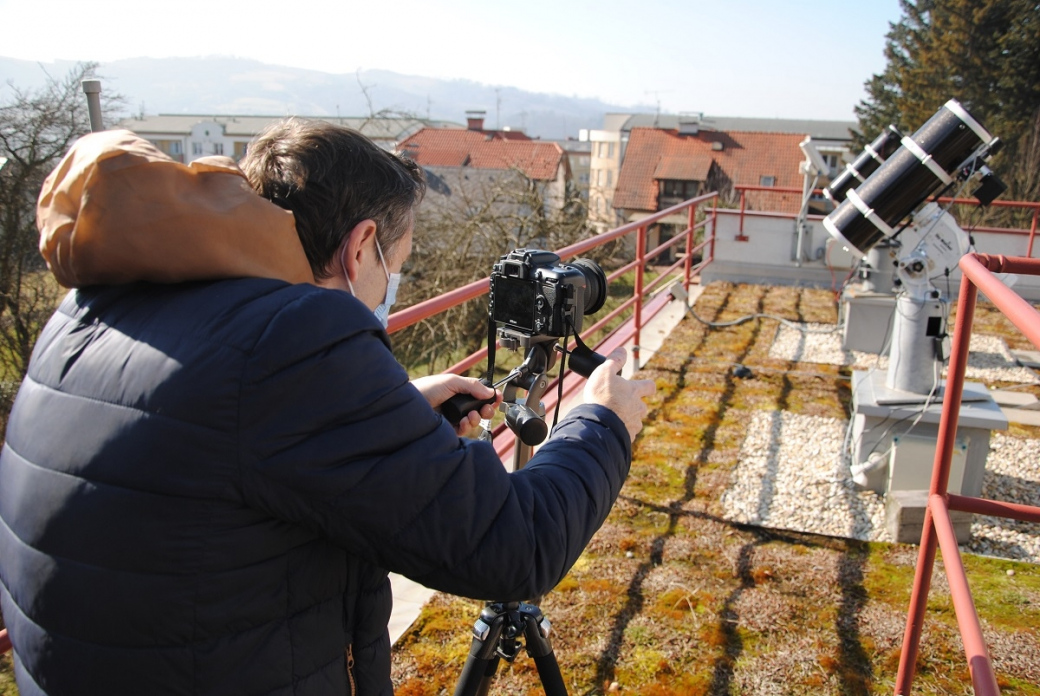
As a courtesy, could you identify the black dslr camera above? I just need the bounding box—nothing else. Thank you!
[489,249,607,340]
[442,249,609,435]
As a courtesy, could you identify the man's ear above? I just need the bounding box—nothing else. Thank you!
[340,219,378,283]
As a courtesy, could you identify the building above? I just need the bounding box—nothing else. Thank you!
[118,114,464,163]
[398,113,571,217]
[611,126,816,261]
[587,112,857,233]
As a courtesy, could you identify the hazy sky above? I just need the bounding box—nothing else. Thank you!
[1,0,903,120]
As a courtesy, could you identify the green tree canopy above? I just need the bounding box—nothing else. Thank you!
[855,0,1040,207]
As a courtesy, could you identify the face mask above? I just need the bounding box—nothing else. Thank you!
[343,238,401,329]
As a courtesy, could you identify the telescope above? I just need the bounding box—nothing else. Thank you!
[823,99,1004,395]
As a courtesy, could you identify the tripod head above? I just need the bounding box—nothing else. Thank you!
[442,326,608,471]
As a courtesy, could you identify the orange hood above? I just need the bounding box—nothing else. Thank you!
[37,129,314,288]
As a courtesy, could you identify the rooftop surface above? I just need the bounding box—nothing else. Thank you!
[389,282,1040,695]
[399,128,565,181]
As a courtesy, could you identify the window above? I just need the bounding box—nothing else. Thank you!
[169,141,182,155]
[660,180,698,199]
[607,142,615,158]
[606,170,613,186]
[759,175,776,187]
[192,142,203,156]
[213,143,224,155]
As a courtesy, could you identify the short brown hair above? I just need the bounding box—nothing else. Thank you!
[241,118,426,280]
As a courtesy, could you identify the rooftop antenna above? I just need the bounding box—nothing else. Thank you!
[644,90,670,126]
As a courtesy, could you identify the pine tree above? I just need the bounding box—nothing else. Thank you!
[854,0,1040,211]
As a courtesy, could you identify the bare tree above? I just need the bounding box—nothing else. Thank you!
[393,166,615,375]
[0,62,123,427]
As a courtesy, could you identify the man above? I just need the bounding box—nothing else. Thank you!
[0,119,655,695]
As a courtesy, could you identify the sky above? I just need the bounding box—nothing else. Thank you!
[0,0,904,120]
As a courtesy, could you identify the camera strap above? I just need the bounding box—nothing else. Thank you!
[484,313,496,385]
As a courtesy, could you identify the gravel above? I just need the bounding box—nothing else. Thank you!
[716,324,1040,563]
[769,323,1040,384]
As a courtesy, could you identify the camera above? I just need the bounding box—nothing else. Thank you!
[489,249,607,339]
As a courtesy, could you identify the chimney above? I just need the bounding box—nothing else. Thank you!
[678,111,704,136]
[466,110,486,131]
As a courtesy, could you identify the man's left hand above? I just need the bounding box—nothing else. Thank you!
[413,374,501,436]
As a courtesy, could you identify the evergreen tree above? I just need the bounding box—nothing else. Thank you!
[854,0,1040,212]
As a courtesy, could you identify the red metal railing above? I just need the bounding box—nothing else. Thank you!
[730,186,1040,255]
[935,198,1040,257]
[391,192,718,461]
[895,253,1040,696]
[733,184,816,240]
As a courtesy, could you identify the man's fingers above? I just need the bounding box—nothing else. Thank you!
[605,347,627,367]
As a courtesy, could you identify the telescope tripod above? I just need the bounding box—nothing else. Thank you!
[453,339,569,696]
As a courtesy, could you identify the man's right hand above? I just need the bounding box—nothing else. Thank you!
[582,347,656,442]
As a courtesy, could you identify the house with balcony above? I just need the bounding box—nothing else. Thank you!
[587,112,856,233]
[611,126,813,261]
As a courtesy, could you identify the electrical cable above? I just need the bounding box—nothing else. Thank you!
[682,305,842,334]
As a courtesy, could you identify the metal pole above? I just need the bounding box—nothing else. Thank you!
[710,196,718,263]
[737,190,748,241]
[633,225,646,367]
[894,265,978,695]
[82,79,104,133]
[684,202,695,289]
[1028,208,1039,258]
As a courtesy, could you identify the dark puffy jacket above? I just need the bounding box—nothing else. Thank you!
[0,278,631,695]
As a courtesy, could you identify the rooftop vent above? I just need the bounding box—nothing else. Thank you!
[712,141,724,151]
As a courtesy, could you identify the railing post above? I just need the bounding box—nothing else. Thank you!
[710,196,718,263]
[633,224,647,367]
[895,265,980,696]
[1028,207,1038,258]
[736,189,749,242]
[684,202,695,289]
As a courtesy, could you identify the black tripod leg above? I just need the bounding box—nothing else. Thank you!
[453,611,505,696]
[453,645,499,696]
[519,604,568,696]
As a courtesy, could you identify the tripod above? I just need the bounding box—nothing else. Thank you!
[452,340,569,696]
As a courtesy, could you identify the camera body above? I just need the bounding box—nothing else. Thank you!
[490,249,591,338]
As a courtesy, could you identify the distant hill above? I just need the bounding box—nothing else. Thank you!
[0,56,646,140]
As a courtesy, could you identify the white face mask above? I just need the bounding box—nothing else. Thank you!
[343,238,401,329]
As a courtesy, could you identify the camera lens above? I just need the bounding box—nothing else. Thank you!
[568,258,607,315]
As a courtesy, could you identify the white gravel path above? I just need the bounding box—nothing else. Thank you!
[716,324,1040,563]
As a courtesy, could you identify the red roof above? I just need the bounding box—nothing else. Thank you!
[614,128,806,213]
[398,129,563,181]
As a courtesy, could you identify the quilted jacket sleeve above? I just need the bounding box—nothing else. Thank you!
[238,290,631,600]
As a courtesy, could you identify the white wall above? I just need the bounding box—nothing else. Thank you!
[703,209,1040,300]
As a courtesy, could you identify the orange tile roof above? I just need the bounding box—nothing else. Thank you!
[614,128,806,213]
[398,129,563,181]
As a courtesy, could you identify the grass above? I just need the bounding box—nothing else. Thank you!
[390,281,1040,695]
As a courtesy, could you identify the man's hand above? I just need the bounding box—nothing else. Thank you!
[413,374,502,436]
[582,347,656,442]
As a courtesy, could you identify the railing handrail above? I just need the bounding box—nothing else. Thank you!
[387,192,718,464]
[895,252,1040,696]
[387,191,719,335]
